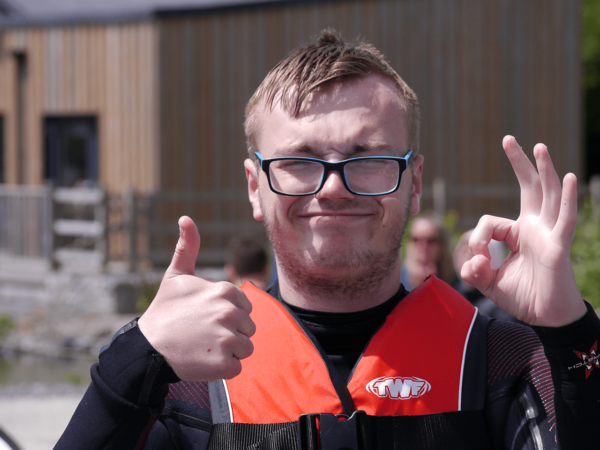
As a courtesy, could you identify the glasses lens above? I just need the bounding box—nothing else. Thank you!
[269,159,324,194]
[345,159,400,194]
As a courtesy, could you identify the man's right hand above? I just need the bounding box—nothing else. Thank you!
[138,216,256,381]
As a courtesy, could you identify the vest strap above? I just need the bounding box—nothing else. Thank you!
[207,410,492,450]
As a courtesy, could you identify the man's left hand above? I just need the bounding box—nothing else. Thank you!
[461,135,587,327]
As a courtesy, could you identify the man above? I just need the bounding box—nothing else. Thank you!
[401,211,456,289]
[223,234,270,290]
[57,30,599,449]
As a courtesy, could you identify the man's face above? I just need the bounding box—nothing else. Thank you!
[245,74,423,289]
[408,219,443,266]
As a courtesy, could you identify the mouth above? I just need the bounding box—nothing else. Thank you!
[297,212,373,224]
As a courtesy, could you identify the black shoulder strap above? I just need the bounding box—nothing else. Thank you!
[207,410,492,450]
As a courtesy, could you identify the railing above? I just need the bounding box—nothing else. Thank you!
[0,184,53,260]
[2,177,598,273]
[0,184,107,269]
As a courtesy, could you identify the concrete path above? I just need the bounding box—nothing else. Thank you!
[0,394,83,450]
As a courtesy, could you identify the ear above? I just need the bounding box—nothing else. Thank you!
[245,158,264,221]
[409,154,424,216]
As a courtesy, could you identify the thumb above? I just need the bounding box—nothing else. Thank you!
[166,216,200,277]
[461,254,495,297]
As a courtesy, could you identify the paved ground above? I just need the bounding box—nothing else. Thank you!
[0,383,87,450]
[0,394,83,450]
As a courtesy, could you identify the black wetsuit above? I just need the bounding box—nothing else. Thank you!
[56,281,600,449]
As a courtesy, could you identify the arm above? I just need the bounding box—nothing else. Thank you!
[55,320,179,449]
[55,217,256,449]
[461,136,599,447]
[533,302,600,448]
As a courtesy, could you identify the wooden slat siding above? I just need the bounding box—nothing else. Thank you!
[0,23,158,192]
[2,36,16,184]
[153,0,580,262]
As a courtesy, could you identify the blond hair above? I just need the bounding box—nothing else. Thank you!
[244,29,420,157]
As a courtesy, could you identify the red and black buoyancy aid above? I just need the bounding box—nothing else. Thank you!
[207,276,492,450]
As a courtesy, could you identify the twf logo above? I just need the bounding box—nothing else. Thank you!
[366,376,431,400]
[570,340,600,380]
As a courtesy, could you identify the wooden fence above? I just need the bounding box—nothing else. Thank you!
[2,178,597,272]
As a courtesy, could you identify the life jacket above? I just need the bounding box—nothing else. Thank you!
[208,275,492,450]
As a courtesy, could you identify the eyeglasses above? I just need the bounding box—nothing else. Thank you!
[255,150,414,196]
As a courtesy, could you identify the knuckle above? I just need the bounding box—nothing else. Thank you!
[212,281,237,299]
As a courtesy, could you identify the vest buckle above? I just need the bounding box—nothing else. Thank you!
[297,410,366,450]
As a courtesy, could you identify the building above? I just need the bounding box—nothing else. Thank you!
[0,0,582,265]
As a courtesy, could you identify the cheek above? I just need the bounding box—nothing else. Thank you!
[259,189,296,225]
[378,190,411,228]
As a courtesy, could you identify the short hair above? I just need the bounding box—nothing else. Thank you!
[244,28,420,157]
[226,234,268,277]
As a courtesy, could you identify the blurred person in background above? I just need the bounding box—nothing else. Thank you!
[453,229,521,323]
[224,234,270,290]
[401,211,456,290]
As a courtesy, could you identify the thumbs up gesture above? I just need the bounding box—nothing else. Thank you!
[138,216,256,381]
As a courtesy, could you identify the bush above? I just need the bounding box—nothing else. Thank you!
[571,196,600,312]
[0,315,15,341]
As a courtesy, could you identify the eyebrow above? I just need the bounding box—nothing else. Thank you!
[271,142,397,158]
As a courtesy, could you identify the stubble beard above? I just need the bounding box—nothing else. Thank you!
[262,200,411,304]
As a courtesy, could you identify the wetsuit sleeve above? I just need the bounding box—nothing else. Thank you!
[532,301,600,449]
[54,319,180,450]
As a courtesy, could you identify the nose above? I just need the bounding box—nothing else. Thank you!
[315,169,355,200]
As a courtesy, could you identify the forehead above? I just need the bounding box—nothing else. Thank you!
[410,219,441,237]
[254,74,408,157]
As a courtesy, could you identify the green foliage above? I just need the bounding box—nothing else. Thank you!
[571,196,600,310]
[65,372,87,385]
[584,0,600,90]
[583,0,600,90]
[136,281,161,313]
[0,315,15,341]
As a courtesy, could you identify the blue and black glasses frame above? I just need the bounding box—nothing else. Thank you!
[254,150,414,196]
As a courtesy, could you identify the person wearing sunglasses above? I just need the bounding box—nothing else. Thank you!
[401,211,456,290]
[58,30,599,450]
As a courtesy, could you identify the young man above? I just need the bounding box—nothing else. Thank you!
[57,30,599,449]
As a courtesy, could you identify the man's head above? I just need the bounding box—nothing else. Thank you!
[245,29,420,159]
[224,234,270,290]
[405,212,455,286]
[243,30,424,311]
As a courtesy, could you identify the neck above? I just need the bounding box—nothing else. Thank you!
[276,260,402,313]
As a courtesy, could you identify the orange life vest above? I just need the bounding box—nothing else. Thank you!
[211,275,479,424]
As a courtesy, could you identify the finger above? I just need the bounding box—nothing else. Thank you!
[469,215,515,257]
[534,144,562,226]
[553,172,578,246]
[231,334,254,361]
[460,254,495,298]
[237,310,257,338]
[503,135,543,215]
[234,290,253,315]
[214,282,253,314]
[166,216,200,277]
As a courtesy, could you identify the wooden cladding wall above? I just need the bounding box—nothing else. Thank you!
[0,23,159,193]
[158,0,581,229]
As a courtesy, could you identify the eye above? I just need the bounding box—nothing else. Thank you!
[274,160,319,172]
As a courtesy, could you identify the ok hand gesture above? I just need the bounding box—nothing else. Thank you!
[461,136,587,327]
